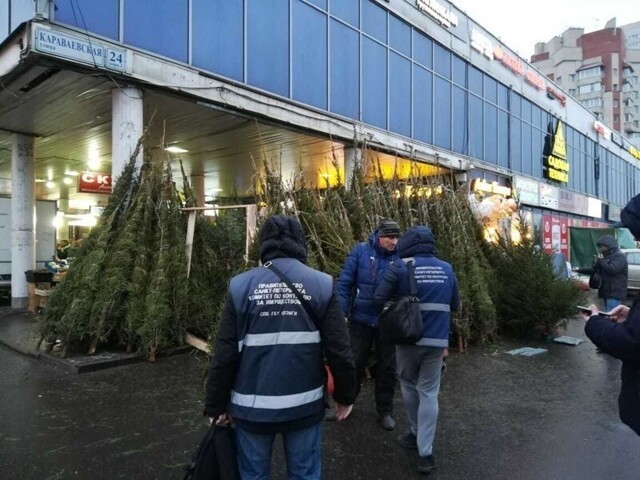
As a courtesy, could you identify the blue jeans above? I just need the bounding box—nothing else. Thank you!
[235,423,322,480]
[395,345,444,458]
[604,298,621,311]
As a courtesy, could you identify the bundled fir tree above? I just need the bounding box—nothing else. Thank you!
[39,148,245,359]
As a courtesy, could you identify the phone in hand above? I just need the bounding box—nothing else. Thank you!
[577,305,614,319]
[577,305,594,315]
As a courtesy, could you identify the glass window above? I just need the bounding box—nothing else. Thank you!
[469,66,483,96]
[510,91,521,117]
[247,0,290,97]
[433,43,451,79]
[330,20,359,119]
[521,124,532,175]
[497,83,508,109]
[55,0,119,40]
[193,0,244,81]
[497,110,508,167]
[451,54,466,87]
[413,66,433,144]
[484,76,497,104]
[521,98,532,123]
[292,1,327,109]
[389,14,411,57]
[531,128,544,178]
[412,30,432,68]
[124,0,188,61]
[511,117,522,172]
[452,86,467,154]
[329,0,359,27]
[362,0,387,43]
[306,0,327,9]
[469,95,483,159]
[362,37,387,129]
[434,77,451,150]
[484,103,497,164]
[389,53,411,137]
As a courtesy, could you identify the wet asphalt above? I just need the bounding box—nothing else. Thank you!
[1,318,640,480]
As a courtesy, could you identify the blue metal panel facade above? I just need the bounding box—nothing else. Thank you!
[51,0,640,206]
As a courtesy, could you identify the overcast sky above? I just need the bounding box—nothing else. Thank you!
[451,0,639,60]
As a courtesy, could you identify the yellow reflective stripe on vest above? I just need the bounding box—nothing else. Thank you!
[230,386,324,409]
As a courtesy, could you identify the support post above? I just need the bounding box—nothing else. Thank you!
[11,134,36,309]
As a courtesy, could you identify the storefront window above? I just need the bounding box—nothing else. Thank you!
[413,66,433,144]
[434,77,452,149]
[389,14,411,56]
[292,1,328,109]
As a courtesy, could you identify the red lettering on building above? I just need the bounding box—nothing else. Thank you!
[546,86,566,107]
[78,171,112,194]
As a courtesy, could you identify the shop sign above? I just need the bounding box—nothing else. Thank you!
[513,176,539,206]
[629,145,640,160]
[78,172,112,194]
[588,197,602,219]
[492,46,545,91]
[608,204,622,221]
[611,131,624,148]
[524,70,545,91]
[470,28,494,59]
[573,193,590,217]
[543,122,569,183]
[33,25,126,72]
[546,86,567,106]
[470,178,511,197]
[593,120,612,138]
[542,214,569,256]
[557,189,575,213]
[493,46,524,76]
[415,0,458,28]
[539,183,559,209]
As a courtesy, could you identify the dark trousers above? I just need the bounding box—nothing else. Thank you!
[349,321,396,416]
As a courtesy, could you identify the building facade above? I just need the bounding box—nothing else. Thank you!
[531,18,640,148]
[1,0,640,306]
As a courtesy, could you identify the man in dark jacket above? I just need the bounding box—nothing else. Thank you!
[336,219,400,430]
[374,225,459,475]
[582,193,640,437]
[205,215,356,479]
[594,234,628,311]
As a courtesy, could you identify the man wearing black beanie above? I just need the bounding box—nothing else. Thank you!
[336,218,401,430]
[205,215,356,478]
[581,193,640,436]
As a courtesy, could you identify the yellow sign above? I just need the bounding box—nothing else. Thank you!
[551,122,566,159]
[544,121,569,184]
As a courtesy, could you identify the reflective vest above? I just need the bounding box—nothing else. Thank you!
[227,257,333,423]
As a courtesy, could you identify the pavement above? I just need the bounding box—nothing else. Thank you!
[1,310,640,479]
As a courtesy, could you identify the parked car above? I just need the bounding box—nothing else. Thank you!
[622,248,640,292]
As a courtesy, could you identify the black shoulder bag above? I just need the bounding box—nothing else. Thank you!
[264,261,334,396]
[379,260,423,344]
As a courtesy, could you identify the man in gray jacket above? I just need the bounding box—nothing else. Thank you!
[594,235,628,311]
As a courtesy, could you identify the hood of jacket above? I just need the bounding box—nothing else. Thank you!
[597,234,619,254]
[397,226,435,258]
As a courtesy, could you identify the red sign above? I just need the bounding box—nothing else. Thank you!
[78,172,112,194]
[542,214,569,258]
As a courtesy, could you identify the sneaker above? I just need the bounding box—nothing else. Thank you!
[380,414,396,431]
[395,432,417,449]
[417,455,437,475]
[325,408,337,421]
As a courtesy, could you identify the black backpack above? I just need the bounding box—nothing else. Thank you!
[184,424,239,480]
